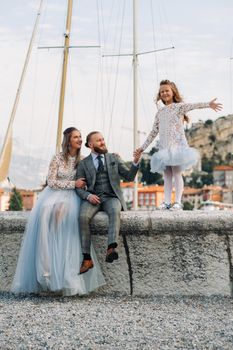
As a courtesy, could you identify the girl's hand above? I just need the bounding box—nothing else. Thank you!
[133,148,143,164]
[134,147,143,156]
[75,178,86,189]
[209,98,223,112]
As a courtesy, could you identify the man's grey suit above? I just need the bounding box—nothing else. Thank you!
[76,152,138,254]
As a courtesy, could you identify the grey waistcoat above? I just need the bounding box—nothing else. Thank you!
[94,164,115,197]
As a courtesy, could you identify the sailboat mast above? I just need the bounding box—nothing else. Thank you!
[56,0,73,153]
[0,0,44,183]
[133,0,139,210]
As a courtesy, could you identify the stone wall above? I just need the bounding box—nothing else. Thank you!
[0,211,233,297]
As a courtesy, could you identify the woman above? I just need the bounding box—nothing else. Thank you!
[12,127,105,296]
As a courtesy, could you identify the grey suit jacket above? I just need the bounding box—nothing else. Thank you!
[75,153,139,211]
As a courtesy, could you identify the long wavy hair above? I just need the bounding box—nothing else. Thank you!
[61,127,81,167]
[155,79,189,122]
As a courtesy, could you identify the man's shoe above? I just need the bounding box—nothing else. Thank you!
[106,247,119,263]
[79,259,94,274]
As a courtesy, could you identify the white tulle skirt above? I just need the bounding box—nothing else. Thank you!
[11,187,105,296]
[150,146,199,174]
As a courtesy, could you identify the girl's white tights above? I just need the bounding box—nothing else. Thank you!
[164,166,184,204]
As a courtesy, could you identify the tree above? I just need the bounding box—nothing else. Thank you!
[140,159,163,185]
[202,157,215,173]
[9,188,23,211]
[204,119,213,127]
[183,201,194,210]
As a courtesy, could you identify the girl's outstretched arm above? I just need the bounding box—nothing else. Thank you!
[136,112,159,153]
[179,99,222,115]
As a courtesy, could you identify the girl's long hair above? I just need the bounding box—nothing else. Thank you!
[61,127,81,167]
[156,79,189,122]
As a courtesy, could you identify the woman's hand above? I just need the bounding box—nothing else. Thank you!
[209,98,223,112]
[75,178,86,189]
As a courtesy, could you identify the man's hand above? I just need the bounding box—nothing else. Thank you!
[133,148,143,164]
[88,194,101,205]
[75,178,86,189]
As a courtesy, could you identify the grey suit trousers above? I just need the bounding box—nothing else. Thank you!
[79,197,122,254]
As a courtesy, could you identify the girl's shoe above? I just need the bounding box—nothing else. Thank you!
[157,202,171,210]
[170,202,183,211]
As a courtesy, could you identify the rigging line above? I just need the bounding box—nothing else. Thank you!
[158,0,175,79]
[27,0,49,164]
[150,0,159,85]
[119,65,133,148]
[26,41,40,175]
[102,0,125,135]
[158,0,174,48]
[68,54,77,127]
[157,1,169,78]
[107,0,127,145]
[138,65,153,132]
[100,0,117,48]
[96,0,107,132]
[34,51,65,186]
[94,0,104,131]
[230,38,233,113]
[37,0,49,47]
[99,0,109,132]
[44,53,65,138]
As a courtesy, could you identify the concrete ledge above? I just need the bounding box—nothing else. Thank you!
[1,211,233,297]
[1,210,233,235]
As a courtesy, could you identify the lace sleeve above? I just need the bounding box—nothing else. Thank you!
[140,112,159,151]
[178,102,210,115]
[47,155,76,190]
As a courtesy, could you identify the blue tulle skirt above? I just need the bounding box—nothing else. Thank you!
[11,187,105,296]
[150,146,199,174]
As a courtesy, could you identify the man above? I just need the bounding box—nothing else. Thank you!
[76,131,141,274]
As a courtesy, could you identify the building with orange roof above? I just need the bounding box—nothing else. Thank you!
[213,165,233,188]
[120,182,175,209]
[138,185,175,208]
[120,181,233,210]
[202,185,222,202]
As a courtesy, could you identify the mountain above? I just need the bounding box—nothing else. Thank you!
[185,114,233,164]
[0,137,52,189]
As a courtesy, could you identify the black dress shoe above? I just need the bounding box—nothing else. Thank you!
[106,247,119,263]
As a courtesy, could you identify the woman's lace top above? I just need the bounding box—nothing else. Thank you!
[47,152,77,189]
[141,102,209,151]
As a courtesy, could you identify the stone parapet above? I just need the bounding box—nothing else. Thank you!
[0,211,233,297]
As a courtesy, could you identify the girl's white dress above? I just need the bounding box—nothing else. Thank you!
[141,102,209,174]
[11,153,105,296]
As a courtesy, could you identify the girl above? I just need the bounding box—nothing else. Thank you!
[135,80,222,210]
[12,127,105,296]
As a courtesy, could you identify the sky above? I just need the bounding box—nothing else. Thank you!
[0,0,233,182]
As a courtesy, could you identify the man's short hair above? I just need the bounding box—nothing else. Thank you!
[85,131,101,148]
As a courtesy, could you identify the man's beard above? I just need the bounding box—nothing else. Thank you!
[93,145,108,154]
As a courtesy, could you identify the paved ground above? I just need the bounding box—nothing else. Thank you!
[0,292,233,349]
